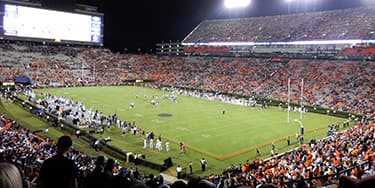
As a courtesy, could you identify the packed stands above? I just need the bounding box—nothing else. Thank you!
[341,46,375,56]
[1,111,374,188]
[0,42,91,87]
[1,43,374,117]
[208,122,375,187]
[82,51,375,117]
[1,2,375,188]
[0,114,158,188]
[184,46,230,54]
[183,6,375,43]
[0,37,374,188]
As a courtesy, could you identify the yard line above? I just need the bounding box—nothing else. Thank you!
[151,119,164,124]
[172,119,264,140]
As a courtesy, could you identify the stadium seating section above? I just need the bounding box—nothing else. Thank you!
[1,6,375,188]
[1,43,374,117]
[341,46,375,55]
[1,111,374,187]
[183,7,375,43]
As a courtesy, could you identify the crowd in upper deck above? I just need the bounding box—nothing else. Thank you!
[183,7,375,43]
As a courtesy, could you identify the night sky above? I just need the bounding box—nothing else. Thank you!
[77,0,369,53]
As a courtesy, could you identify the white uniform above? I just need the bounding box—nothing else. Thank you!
[156,139,161,151]
[165,142,170,152]
[156,139,163,151]
[149,138,153,149]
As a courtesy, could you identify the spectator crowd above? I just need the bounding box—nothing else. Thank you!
[1,6,375,187]
[0,114,170,188]
[1,112,374,187]
[182,6,375,43]
[0,42,374,118]
[0,42,374,187]
[207,122,375,187]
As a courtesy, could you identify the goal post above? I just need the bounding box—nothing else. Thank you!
[287,77,304,123]
[299,78,304,121]
[287,78,291,123]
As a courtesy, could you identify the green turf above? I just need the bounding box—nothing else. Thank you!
[32,86,345,175]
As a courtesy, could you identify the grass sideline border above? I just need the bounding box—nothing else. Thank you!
[162,125,328,161]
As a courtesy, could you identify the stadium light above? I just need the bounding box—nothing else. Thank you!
[224,0,251,9]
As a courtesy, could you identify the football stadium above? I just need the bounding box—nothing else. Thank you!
[0,0,374,187]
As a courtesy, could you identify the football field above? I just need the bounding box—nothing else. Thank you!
[36,86,345,174]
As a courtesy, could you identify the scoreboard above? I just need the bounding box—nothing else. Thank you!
[0,3,103,45]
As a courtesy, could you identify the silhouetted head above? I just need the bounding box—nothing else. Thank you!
[57,136,72,153]
[95,156,106,168]
[198,180,215,188]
